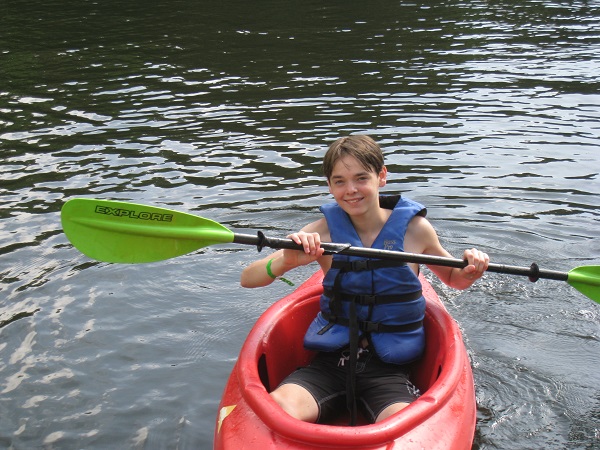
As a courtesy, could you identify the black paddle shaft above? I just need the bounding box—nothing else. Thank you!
[233,232,569,283]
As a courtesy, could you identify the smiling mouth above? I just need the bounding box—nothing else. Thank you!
[345,197,363,204]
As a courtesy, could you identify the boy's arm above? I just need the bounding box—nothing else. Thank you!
[408,216,489,290]
[240,249,291,288]
[240,219,329,288]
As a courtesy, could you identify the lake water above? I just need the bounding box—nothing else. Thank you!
[1,0,599,448]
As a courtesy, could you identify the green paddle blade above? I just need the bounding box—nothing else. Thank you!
[61,198,235,263]
[567,266,600,304]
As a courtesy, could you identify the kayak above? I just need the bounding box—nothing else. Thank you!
[214,270,476,449]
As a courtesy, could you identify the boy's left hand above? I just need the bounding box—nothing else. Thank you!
[462,248,489,282]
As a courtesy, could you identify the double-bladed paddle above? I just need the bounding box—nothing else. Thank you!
[61,198,600,303]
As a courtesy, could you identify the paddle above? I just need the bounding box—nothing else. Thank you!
[61,198,600,303]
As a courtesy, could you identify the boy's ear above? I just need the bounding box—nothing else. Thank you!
[378,166,387,187]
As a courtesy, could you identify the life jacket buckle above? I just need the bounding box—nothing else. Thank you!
[359,321,380,333]
[351,260,372,271]
[362,295,377,306]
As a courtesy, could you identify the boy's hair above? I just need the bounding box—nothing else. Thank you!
[323,135,384,180]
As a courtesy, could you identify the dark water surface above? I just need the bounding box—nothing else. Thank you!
[1,0,599,448]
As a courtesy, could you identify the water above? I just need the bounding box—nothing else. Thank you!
[1,0,599,448]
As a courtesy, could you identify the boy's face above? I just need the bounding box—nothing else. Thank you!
[327,155,386,216]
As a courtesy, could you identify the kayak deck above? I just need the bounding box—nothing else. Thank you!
[214,271,476,449]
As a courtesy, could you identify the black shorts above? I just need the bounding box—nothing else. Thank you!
[278,347,420,424]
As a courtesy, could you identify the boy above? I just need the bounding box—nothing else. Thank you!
[241,135,489,425]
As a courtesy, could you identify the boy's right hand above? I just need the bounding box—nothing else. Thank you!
[283,231,325,268]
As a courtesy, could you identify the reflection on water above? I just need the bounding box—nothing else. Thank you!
[1,0,599,448]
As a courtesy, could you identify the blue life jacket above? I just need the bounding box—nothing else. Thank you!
[303,195,427,365]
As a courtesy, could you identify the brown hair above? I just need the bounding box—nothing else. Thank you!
[323,135,384,180]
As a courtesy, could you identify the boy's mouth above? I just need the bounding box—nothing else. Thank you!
[344,197,363,205]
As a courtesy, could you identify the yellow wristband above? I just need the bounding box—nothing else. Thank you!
[266,258,294,286]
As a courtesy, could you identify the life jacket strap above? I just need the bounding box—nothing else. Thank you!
[323,288,422,305]
[331,259,406,271]
[321,312,423,333]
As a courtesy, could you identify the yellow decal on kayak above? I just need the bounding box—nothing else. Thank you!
[217,405,236,433]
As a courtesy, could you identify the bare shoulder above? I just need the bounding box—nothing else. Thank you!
[404,214,440,254]
[406,214,435,237]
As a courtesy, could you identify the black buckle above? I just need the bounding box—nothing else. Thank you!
[359,321,380,333]
[352,260,371,271]
[359,295,377,306]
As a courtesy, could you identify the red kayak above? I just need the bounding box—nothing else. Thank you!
[214,271,476,449]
